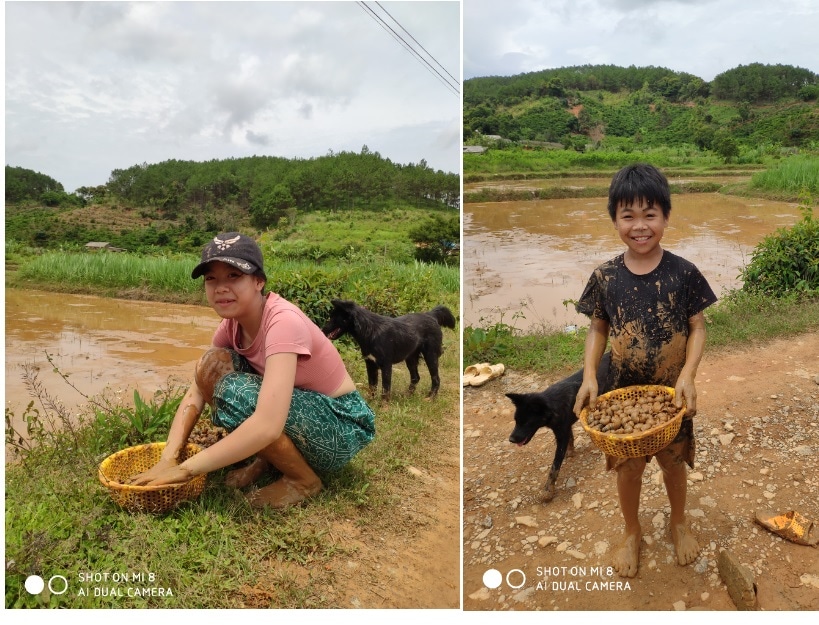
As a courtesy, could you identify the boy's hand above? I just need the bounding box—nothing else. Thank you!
[573,379,598,417]
[674,376,697,417]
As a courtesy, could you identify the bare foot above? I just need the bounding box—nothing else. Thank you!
[225,458,268,488]
[246,476,323,509]
[612,530,642,578]
[670,521,700,566]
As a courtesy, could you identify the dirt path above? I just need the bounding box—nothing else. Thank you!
[324,404,461,609]
[463,332,819,611]
[237,401,461,609]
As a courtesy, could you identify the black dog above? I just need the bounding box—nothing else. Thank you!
[322,299,456,400]
[506,352,612,502]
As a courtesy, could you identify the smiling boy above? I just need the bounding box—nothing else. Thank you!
[572,164,717,577]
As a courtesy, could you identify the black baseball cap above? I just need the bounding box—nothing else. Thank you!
[191,233,266,280]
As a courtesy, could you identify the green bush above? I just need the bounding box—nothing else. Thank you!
[740,205,819,296]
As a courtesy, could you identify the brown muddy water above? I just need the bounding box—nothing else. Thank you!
[4,290,217,440]
[464,192,806,332]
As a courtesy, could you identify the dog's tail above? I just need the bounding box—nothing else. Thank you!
[427,305,456,329]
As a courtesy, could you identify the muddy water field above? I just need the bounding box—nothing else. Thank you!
[4,289,215,437]
[464,190,805,332]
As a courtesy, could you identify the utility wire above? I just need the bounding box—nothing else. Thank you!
[356,1,459,97]
[374,1,460,89]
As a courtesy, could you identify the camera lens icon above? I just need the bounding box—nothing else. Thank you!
[25,574,69,596]
[482,568,526,589]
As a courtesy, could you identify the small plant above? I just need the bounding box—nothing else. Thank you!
[116,389,182,446]
[463,308,526,363]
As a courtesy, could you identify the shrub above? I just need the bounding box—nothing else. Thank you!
[740,205,819,297]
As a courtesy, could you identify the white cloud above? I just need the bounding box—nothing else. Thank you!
[465,0,819,81]
[5,1,461,191]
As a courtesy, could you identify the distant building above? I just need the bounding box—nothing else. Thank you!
[463,146,487,154]
[85,242,125,252]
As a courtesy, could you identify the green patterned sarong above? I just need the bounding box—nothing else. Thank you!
[210,355,375,473]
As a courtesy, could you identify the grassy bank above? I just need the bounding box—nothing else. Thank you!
[463,144,730,177]
[8,246,458,323]
[464,291,819,377]
[463,147,819,204]
[464,180,723,203]
[750,155,819,195]
[5,330,459,608]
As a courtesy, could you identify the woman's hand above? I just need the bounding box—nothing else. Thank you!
[127,457,189,486]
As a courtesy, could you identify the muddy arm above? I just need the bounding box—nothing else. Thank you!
[574,316,609,415]
[127,382,205,485]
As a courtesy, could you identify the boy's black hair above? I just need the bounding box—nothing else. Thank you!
[607,163,671,220]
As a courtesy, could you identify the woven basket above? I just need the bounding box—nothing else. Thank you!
[579,385,685,458]
[98,442,206,513]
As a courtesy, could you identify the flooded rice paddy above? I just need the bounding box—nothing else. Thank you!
[464,191,805,332]
[4,290,217,433]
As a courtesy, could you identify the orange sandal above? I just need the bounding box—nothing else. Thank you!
[754,509,819,546]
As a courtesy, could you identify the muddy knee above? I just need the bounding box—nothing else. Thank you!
[195,348,235,404]
[614,456,647,480]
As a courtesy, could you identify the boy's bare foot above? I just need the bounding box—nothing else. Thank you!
[671,522,700,566]
[225,457,268,488]
[612,529,642,578]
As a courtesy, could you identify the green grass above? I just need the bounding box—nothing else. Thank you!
[464,292,819,377]
[11,251,458,321]
[268,207,448,263]
[750,155,819,195]
[463,144,727,178]
[5,320,460,608]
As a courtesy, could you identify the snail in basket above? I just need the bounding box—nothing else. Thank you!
[585,388,677,435]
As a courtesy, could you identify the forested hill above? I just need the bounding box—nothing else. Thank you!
[5,148,459,219]
[464,63,819,151]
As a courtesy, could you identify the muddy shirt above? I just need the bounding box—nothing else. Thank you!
[576,250,717,390]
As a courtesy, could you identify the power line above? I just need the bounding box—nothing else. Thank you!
[356,1,460,97]
[374,1,460,89]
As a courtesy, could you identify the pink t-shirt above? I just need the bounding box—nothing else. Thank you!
[211,293,347,396]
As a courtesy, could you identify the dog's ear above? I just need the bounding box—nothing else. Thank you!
[506,393,525,406]
[332,299,356,311]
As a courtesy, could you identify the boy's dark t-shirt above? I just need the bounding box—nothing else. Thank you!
[576,250,717,390]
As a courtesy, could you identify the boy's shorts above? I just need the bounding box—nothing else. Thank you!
[606,417,695,471]
[209,351,376,474]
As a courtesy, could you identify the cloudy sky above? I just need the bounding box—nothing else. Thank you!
[464,0,819,82]
[5,1,460,192]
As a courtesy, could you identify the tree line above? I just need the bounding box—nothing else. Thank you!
[6,147,460,227]
[464,63,819,156]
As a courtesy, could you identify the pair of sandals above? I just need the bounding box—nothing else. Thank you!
[463,363,505,387]
[754,509,819,546]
